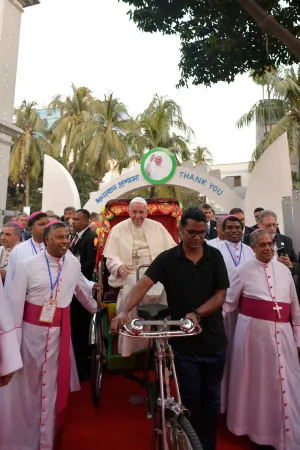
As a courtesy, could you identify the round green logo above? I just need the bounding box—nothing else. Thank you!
[141,148,177,185]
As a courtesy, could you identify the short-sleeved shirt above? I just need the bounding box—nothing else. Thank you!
[145,241,230,356]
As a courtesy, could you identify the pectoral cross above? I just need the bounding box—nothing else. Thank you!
[133,250,141,266]
[273,303,282,319]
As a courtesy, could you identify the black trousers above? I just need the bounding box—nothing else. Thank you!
[174,349,226,450]
[71,296,93,381]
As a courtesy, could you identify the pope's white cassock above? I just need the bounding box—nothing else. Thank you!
[224,258,300,450]
[104,217,176,356]
[214,240,254,413]
[0,251,97,450]
[0,277,22,378]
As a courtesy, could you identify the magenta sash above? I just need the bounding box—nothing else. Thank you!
[240,296,291,323]
[23,301,70,449]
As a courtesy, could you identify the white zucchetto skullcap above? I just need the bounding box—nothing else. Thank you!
[130,197,147,206]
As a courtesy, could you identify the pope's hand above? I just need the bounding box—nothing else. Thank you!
[0,372,15,387]
[278,255,293,269]
[150,154,155,161]
[111,312,129,334]
[93,283,99,291]
[118,265,132,278]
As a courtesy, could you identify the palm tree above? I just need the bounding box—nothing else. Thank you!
[237,67,300,171]
[75,94,136,179]
[118,94,194,198]
[192,146,214,166]
[49,84,94,174]
[10,100,55,206]
[118,94,193,169]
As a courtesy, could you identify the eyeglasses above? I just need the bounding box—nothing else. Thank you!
[261,222,279,229]
[184,229,205,237]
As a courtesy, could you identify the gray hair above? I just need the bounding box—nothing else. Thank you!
[258,210,277,223]
[2,222,22,236]
[250,229,273,246]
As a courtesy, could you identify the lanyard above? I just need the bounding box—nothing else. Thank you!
[30,238,40,255]
[44,253,65,299]
[225,241,243,267]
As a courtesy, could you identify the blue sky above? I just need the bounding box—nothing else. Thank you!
[14,0,263,164]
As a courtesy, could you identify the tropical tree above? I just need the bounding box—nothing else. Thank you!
[118,94,193,199]
[118,94,193,170]
[10,100,55,206]
[120,0,300,86]
[192,146,214,166]
[75,93,136,179]
[49,84,94,174]
[237,66,300,170]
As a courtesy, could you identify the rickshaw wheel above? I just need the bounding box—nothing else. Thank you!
[91,310,105,407]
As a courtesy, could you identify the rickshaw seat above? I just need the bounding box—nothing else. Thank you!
[138,304,169,320]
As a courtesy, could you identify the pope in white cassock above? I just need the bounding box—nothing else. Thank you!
[224,230,300,450]
[214,215,254,414]
[103,197,176,356]
[0,277,22,386]
[0,221,98,450]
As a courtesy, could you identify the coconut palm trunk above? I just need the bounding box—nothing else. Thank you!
[25,170,30,206]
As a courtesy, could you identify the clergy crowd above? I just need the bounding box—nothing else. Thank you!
[0,199,300,450]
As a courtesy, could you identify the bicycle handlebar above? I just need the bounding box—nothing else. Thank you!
[120,318,200,339]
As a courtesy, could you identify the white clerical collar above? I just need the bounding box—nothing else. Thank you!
[45,250,65,264]
[77,226,89,238]
[255,257,273,268]
[32,238,45,250]
[225,240,241,248]
[131,221,146,230]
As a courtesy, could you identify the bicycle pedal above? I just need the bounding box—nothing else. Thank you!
[129,395,147,405]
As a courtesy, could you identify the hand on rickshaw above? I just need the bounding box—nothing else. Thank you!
[185,312,202,332]
[118,265,133,279]
[111,312,129,335]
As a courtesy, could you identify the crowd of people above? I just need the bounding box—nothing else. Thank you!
[0,199,300,450]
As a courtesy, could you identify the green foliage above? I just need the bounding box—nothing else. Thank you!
[237,66,300,170]
[120,0,300,86]
[9,87,211,210]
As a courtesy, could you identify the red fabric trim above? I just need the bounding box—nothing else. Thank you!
[240,296,291,323]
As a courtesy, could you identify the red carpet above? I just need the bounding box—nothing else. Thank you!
[62,375,255,450]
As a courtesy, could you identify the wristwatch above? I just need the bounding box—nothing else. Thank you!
[193,310,202,324]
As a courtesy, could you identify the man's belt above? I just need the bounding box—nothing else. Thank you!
[240,296,291,323]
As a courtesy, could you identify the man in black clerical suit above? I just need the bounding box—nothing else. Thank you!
[200,203,217,240]
[229,207,253,235]
[251,207,280,234]
[70,208,97,381]
[243,210,299,278]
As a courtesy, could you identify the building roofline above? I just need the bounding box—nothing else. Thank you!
[211,161,249,166]
[21,0,40,7]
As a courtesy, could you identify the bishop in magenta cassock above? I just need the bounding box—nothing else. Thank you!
[0,221,98,450]
[214,215,254,414]
[224,230,300,449]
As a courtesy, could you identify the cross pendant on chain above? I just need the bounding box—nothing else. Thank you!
[134,250,141,266]
[273,303,282,319]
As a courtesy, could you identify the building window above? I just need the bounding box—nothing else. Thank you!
[234,176,241,187]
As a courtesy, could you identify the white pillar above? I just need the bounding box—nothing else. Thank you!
[0,0,37,218]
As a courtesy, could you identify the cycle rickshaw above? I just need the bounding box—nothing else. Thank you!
[89,197,203,450]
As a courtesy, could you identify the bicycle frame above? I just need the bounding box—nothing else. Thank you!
[121,319,199,449]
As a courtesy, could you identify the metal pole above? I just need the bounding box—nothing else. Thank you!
[292,190,300,255]
[282,196,294,242]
